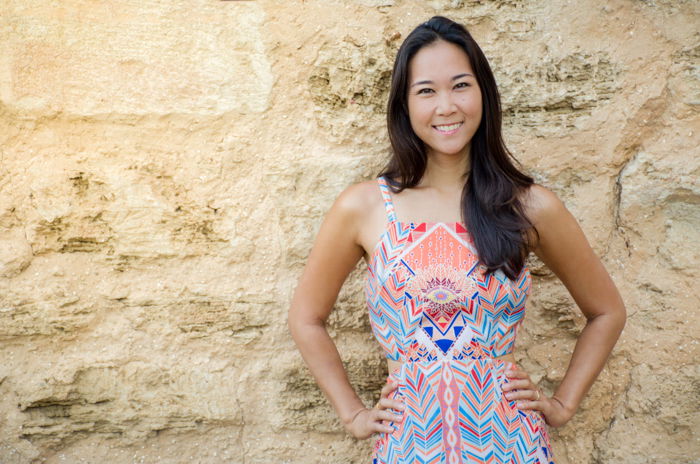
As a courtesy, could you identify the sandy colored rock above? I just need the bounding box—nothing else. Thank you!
[0,230,33,278]
[0,0,698,463]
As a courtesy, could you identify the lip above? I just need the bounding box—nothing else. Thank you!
[432,121,463,135]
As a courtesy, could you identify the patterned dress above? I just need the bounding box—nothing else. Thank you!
[366,176,554,464]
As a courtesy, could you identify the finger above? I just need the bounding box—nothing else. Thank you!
[504,367,525,378]
[380,380,399,397]
[373,416,396,434]
[371,406,402,422]
[515,400,541,411]
[505,387,541,401]
[504,368,530,380]
[504,365,523,375]
[379,423,396,434]
[378,397,405,411]
[503,389,528,401]
[516,393,548,411]
[502,379,532,391]
[377,410,403,423]
[503,368,527,381]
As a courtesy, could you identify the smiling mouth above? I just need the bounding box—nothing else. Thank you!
[432,122,463,134]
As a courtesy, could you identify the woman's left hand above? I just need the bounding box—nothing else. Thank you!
[501,365,575,428]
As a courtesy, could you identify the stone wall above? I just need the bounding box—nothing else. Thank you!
[0,0,698,462]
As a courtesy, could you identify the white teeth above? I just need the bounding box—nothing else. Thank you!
[434,122,462,131]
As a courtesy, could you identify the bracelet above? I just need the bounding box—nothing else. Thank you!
[550,395,569,411]
[348,407,368,424]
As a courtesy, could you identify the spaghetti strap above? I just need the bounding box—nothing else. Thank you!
[377,176,398,223]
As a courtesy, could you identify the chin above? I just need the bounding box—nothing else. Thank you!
[431,145,470,156]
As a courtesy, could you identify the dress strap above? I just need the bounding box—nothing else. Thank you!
[377,176,398,223]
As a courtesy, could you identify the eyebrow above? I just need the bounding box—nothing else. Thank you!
[410,73,474,87]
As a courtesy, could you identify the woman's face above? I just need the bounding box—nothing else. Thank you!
[406,39,482,159]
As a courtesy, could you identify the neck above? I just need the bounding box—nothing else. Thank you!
[420,147,470,191]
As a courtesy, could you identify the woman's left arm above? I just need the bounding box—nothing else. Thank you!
[516,184,627,427]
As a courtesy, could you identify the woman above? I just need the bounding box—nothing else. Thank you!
[288,16,626,464]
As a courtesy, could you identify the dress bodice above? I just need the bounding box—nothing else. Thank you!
[364,176,532,363]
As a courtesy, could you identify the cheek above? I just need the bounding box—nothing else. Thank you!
[407,101,431,128]
[459,94,482,116]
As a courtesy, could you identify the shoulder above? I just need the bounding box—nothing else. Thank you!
[336,178,382,207]
[329,178,383,223]
[519,183,571,251]
[518,183,597,259]
[519,183,568,228]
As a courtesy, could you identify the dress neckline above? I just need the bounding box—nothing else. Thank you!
[396,220,462,226]
[367,218,532,290]
[367,220,471,271]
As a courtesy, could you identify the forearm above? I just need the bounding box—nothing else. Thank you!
[289,319,366,425]
[552,312,625,414]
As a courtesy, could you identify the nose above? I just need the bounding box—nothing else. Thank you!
[435,91,456,116]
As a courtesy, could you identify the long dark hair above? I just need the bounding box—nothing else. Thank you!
[378,16,536,280]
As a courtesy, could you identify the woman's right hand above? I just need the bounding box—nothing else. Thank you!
[345,380,405,440]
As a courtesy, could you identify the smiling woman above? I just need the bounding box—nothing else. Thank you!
[288,15,626,464]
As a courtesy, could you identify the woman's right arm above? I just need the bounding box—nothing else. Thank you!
[287,183,403,439]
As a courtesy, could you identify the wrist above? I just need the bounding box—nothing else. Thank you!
[551,394,577,417]
[342,406,368,426]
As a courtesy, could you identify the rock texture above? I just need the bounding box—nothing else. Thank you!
[0,0,698,463]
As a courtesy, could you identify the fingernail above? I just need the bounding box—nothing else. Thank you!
[516,402,523,408]
[505,393,513,399]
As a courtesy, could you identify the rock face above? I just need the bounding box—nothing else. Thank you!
[0,0,698,463]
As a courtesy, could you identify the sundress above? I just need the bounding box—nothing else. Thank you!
[366,176,554,464]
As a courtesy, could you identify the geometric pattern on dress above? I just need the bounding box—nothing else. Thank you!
[368,176,554,464]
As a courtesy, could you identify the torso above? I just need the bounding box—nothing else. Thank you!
[370,233,549,461]
[360,176,554,463]
[355,176,534,372]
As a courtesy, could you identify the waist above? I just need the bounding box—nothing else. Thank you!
[387,351,516,374]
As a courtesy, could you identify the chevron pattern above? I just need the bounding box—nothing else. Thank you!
[369,177,554,464]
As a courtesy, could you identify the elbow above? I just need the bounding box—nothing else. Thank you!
[614,297,627,332]
[617,305,627,333]
[604,303,627,335]
[587,302,626,334]
[287,305,325,342]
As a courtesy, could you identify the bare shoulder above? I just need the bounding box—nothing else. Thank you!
[331,178,385,257]
[333,178,383,218]
[520,183,567,227]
